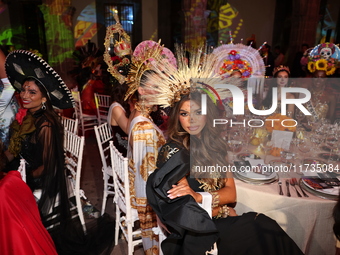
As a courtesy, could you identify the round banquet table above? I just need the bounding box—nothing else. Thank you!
[223,123,340,255]
[234,178,336,255]
[230,143,338,255]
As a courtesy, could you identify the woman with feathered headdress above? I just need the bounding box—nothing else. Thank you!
[124,40,177,254]
[146,48,303,255]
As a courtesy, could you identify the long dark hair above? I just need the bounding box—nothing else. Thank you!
[167,93,191,149]
[262,70,290,109]
[168,90,228,185]
[24,77,63,132]
[110,81,131,117]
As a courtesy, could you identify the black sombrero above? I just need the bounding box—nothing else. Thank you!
[5,50,74,109]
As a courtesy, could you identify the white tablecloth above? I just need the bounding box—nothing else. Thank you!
[234,178,337,255]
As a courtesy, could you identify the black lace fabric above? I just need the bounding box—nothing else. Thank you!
[6,109,115,254]
[17,110,69,225]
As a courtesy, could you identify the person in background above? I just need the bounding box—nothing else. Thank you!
[262,65,295,117]
[274,45,285,67]
[304,43,338,123]
[124,42,166,254]
[307,69,336,123]
[107,81,131,156]
[81,56,107,115]
[145,50,303,255]
[291,43,309,77]
[261,44,275,77]
[105,36,133,156]
[324,61,340,123]
[0,47,18,149]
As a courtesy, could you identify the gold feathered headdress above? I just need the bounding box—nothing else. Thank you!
[103,9,132,85]
[124,40,165,101]
[143,46,242,108]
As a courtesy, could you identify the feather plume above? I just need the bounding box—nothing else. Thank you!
[212,43,265,78]
[144,46,243,107]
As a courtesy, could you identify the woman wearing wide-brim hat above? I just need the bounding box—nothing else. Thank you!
[1,50,116,255]
[1,50,74,217]
[0,50,81,253]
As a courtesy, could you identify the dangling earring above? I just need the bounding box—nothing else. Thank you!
[41,102,46,110]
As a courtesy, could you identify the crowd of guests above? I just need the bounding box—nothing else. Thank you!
[0,30,340,255]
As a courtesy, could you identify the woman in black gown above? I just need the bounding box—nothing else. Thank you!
[146,51,304,255]
[1,50,114,255]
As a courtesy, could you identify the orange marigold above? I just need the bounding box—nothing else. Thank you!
[265,113,296,132]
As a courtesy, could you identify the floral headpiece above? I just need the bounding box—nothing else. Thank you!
[212,43,265,79]
[133,40,177,68]
[273,65,290,76]
[124,40,165,101]
[219,50,252,78]
[307,42,340,76]
[103,9,132,85]
[143,46,242,108]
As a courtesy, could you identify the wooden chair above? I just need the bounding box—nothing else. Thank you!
[94,93,111,125]
[73,91,98,136]
[64,130,87,232]
[61,116,78,134]
[110,141,142,255]
[37,131,87,233]
[94,123,114,215]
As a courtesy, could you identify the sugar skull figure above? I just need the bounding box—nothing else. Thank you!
[318,43,335,60]
[308,42,340,76]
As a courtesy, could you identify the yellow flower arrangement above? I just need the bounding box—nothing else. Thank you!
[307,43,340,76]
[326,65,337,76]
[270,147,282,157]
[250,128,268,146]
[265,113,296,133]
[307,61,315,73]
[315,59,328,71]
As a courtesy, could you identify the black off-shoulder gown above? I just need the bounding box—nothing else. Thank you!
[147,141,304,255]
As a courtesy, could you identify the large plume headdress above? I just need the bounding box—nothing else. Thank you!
[143,46,242,108]
[103,9,132,85]
[124,40,177,101]
[212,43,266,79]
